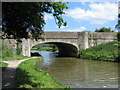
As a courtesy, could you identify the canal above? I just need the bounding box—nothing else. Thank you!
[32,51,120,88]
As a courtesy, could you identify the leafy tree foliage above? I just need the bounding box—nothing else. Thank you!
[95,27,114,32]
[2,2,68,40]
[115,20,120,30]
[117,32,120,42]
[32,43,58,52]
[115,14,120,30]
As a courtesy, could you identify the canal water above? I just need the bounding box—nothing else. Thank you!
[32,50,120,88]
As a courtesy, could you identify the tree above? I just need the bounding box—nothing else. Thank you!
[117,32,120,42]
[115,14,120,31]
[115,20,120,30]
[2,2,69,40]
[95,27,114,32]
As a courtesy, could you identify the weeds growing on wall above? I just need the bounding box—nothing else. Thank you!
[1,40,29,61]
[79,41,118,61]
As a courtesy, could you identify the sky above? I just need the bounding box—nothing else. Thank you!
[44,1,118,32]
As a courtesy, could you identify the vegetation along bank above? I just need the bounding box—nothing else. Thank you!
[0,62,8,71]
[78,41,119,62]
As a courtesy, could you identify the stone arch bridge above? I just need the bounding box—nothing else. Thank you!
[3,32,117,57]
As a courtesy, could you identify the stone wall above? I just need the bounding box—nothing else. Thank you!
[2,39,17,49]
[88,32,117,47]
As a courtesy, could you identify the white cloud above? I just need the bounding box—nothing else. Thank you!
[44,14,54,21]
[78,0,117,2]
[57,25,66,29]
[80,26,87,30]
[63,27,87,32]
[61,0,118,2]
[66,2,118,24]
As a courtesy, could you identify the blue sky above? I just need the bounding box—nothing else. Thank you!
[44,1,118,32]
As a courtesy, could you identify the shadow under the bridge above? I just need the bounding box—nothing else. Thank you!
[42,42,78,57]
[31,42,78,57]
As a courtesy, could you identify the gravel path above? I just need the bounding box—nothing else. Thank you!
[2,58,33,89]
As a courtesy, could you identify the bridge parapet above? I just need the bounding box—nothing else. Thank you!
[44,32,80,39]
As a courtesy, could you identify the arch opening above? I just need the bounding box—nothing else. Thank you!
[31,42,78,57]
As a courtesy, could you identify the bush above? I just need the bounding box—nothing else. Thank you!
[79,41,118,61]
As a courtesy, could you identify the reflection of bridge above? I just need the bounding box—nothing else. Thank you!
[3,32,116,57]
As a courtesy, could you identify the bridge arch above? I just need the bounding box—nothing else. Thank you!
[31,42,78,57]
[19,32,117,57]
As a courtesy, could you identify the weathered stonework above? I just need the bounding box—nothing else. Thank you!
[2,39,17,49]
[88,32,117,47]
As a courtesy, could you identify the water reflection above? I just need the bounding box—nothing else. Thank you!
[34,51,120,88]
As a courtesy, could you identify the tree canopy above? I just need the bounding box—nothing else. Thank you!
[95,27,114,32]
[2,2,68,40]
[115,20,120,30]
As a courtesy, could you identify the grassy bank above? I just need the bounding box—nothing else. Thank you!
[0,62,8,71]
[0,62,8,67]
[78,41,118,62]
[2,55,29,61]
[16,57,63,88]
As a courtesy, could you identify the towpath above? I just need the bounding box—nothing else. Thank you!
[2,58,33,89]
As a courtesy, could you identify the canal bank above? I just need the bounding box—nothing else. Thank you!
[78,41,119,62]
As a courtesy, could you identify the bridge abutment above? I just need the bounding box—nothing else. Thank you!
[22,39,31,57]
[78,32,89,50]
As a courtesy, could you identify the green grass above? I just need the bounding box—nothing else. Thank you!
[16,57,63,88]
[79,41,119,61]
[0,62,8,71]
[0,62,8,67]
[2,55,30,61]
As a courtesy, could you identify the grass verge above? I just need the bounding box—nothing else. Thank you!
[0,62,8,71]
[2,55,30,61]
[0,62,8,67]
[16,57,63,88]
